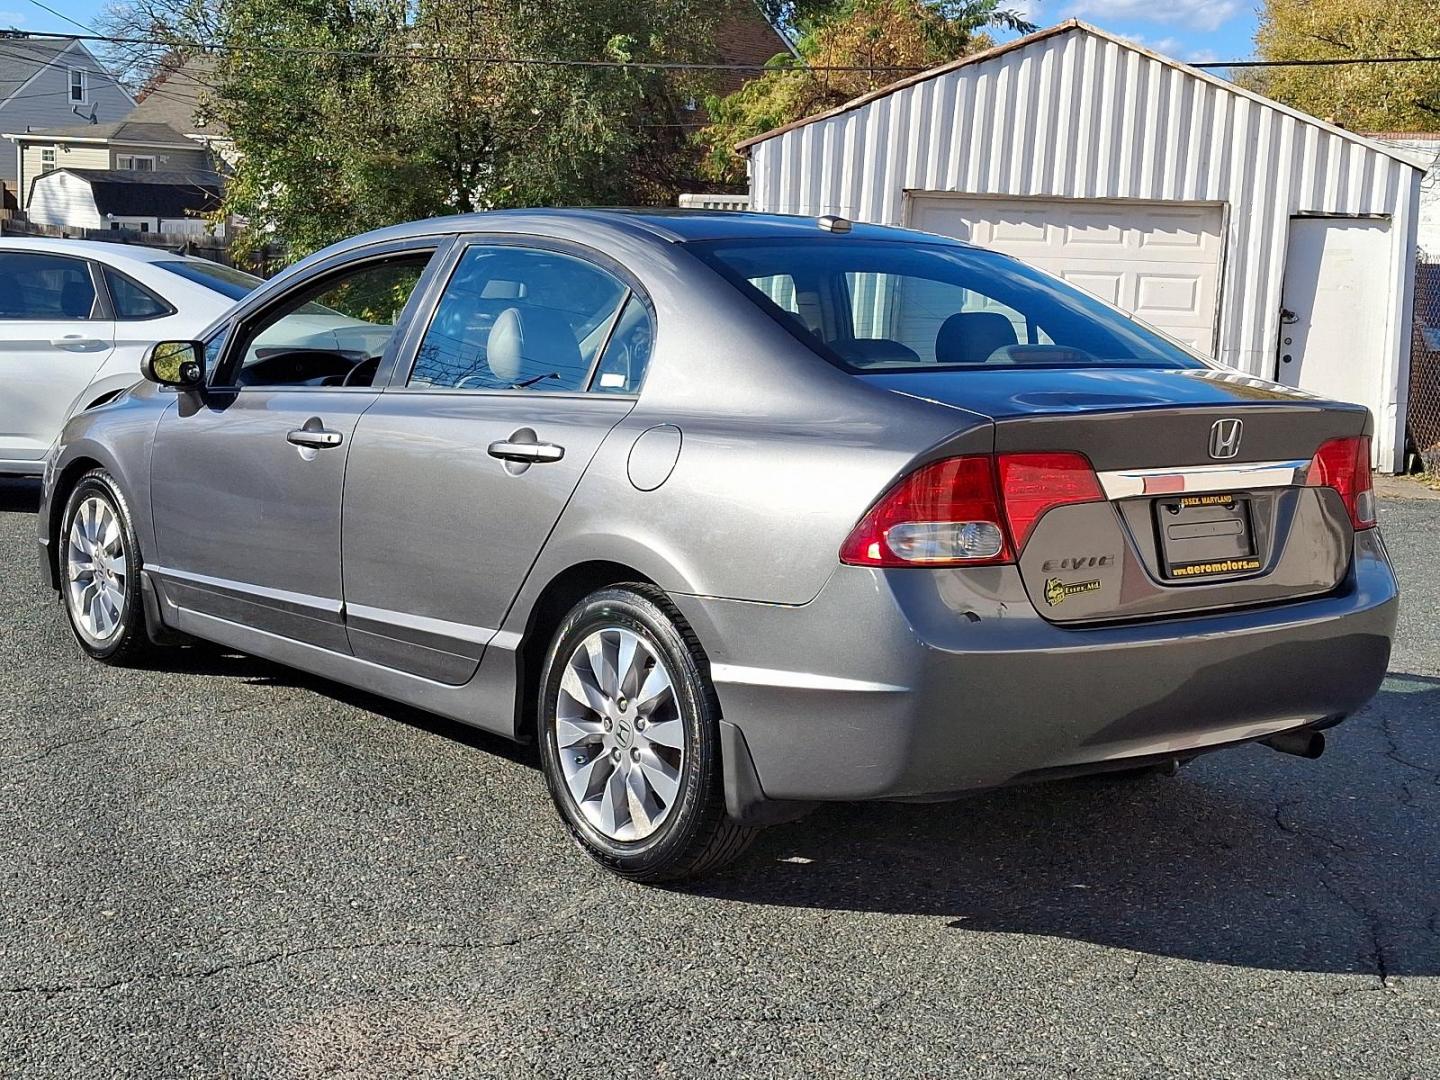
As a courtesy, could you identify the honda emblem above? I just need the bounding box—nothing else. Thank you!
[1209,418,1243,460]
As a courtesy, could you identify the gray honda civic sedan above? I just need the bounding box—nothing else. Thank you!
[37,210,1398,881]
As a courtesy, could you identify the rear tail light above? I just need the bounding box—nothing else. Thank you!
[840,451,1102,568]
[1306,435,1376,530]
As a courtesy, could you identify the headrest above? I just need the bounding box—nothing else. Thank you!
[935,311,1020,365]
[485,306,582,386]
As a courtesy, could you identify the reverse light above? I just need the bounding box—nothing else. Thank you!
[839,451,1104,568]
[1306,435,1376,530]
[839,456,1012,567]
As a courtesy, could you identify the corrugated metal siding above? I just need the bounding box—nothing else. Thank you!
[747,28,1424,468]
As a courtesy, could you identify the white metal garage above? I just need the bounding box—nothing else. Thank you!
[738,20,1427,471]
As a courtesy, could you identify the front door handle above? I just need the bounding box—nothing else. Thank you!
[287,427,344,449]
[50,335,107,351]
[488,439,565,463]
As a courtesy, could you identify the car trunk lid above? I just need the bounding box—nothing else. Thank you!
[862,366,1369,623]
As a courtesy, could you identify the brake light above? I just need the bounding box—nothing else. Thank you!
[839,456,1012,567]
[996,452,1105,550]
[1306,435,1376,530]
[839,451,1103,567]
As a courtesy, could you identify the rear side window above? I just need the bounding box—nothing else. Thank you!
[104,267,173,320]
[695,238,1203,372]
[590,296,654,394]
[409,245,628,392]
[0,252,97,319]
[154,259,263,301]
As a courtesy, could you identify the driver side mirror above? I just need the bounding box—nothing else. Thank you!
[142,341,205,389]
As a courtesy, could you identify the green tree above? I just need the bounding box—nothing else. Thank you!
[696,0,1034,186]
[1252,0,1440,131]
[210,0,720,258]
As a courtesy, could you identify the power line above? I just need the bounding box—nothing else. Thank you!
[4,28,1440,74]
[23,0,99,35]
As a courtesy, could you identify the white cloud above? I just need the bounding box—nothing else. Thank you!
[1113,32,1220,63]
[0,11,28,25]
[1061,0,1241,33]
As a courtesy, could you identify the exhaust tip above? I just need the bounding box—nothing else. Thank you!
[1262,729,1326,759]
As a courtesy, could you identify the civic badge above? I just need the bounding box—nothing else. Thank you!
[1208,418,1243,460]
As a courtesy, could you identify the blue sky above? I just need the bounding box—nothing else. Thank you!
[0,0,1262,66]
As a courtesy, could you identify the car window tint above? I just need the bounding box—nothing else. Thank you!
[695,239,1203,372]
[410,246,627,392]
[228,253,432,388]
[0,252,97,320]
[104,268,172,320]
[589,296,653,394]
[155,260,263,301]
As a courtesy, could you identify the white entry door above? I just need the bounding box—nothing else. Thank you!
[1277,217,1391,416]
[907,195,1224,356]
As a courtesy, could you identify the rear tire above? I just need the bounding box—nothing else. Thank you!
[537,584,757,882]
[58,469,154,665]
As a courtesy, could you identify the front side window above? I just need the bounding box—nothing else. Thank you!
[0,252,97,319]
[696,238,1204,372]
[409,245,627,392]
[104,267,171,319]
[223,252,433,388]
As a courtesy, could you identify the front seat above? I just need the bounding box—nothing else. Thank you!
[935,311,1019,365]
[485,306,583,388]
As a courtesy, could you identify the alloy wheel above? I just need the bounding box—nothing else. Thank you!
[553,626,685,841]
[65,495,127,642]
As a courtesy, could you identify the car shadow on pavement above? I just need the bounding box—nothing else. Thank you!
[0,478,40,514]
[693,675,1440,978]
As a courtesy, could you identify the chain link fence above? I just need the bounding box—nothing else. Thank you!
[1410,252,1440,473]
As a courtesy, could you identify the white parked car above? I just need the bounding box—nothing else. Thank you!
[0,239,261,477]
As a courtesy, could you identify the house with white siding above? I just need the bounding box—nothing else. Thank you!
[737,21,1428,471]
[0,35,134,208]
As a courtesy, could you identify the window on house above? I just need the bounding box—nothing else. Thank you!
[69,68,86,103]
[40,147,56,173]
[116,155,156,172]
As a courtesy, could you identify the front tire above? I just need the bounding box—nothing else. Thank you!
[537,585,756,882]
[59,469,152,664]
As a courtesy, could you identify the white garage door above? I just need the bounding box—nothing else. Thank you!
[907,196,1224,356]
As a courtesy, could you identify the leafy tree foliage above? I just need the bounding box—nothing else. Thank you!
[696,0,1033,185]
[113,0,721,257]
[1252,0,1440,131]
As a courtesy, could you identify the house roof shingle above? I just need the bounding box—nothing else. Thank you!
[6,120,195,146]
[128,55,225,137]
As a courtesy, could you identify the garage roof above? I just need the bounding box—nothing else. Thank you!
[735,20,1430,171]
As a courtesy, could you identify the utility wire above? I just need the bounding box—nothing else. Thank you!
[3,27,1440,73]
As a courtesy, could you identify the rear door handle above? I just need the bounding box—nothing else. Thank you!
[50,335,107,351]
[287,428,344,449]
[488,440,565,463]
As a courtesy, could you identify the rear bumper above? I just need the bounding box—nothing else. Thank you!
[672,529,1398,802]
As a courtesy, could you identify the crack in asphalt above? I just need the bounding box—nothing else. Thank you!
[1378,714,1440,790]
[1267,798,1395,991]
[2,714,158,769]
[0,931,554,999]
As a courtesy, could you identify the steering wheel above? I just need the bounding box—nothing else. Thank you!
[342,356,382,387]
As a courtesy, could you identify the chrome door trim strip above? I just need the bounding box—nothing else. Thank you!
[1096,459,1310,500]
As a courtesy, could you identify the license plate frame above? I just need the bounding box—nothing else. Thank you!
[1154,492,1263,580]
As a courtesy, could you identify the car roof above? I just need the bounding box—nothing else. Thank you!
[354,208,966,246]
[0,236,196,264]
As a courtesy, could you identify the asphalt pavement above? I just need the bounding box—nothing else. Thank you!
[0,477,1436,1078]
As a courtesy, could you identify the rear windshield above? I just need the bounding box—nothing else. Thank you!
[691,238,1206,372]
[155,259,263,301]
